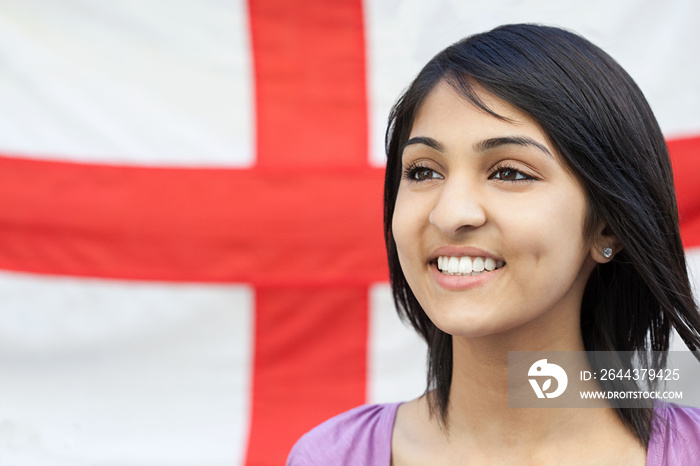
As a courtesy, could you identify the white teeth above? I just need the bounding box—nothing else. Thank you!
[458,257,472,274]
[447,257,460,274]
[436,255,504,275]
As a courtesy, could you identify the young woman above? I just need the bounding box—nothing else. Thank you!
[288,24,700,465]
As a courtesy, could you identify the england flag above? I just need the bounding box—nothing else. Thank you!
[0,1,699,465]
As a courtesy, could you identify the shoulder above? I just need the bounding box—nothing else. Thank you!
[286,403,401,466]
[647,402,700,466]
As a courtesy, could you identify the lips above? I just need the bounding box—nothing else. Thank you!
[436,255,506,276]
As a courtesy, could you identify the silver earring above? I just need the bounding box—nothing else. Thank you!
[602,247,613,258]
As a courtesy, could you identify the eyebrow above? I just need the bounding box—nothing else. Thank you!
[402,135,552,158]
[475,136,553,158]
[402,136,445,153]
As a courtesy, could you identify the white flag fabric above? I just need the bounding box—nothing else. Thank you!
[0,1,699,465]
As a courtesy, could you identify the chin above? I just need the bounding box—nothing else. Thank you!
[432,316,504,339]
[431,311,539,341]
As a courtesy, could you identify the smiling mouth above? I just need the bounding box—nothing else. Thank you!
[436,256,505,276]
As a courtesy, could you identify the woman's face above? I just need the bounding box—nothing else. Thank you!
[392,82,600,341]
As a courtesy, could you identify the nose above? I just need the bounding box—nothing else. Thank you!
[428,178,486,235]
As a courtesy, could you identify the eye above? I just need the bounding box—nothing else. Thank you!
[490,165,535,182]
[403,165,443,182]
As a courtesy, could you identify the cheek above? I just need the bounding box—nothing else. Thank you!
[545,194,589,254]
[392,187,433,277]
[505,193,590,285]
[392,190,417,262]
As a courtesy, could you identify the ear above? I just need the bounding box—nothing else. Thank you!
[590,225,622,264]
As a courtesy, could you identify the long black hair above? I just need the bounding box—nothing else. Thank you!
[383,23,700,445]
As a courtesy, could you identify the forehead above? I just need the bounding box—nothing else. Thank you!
[409,81,549,144]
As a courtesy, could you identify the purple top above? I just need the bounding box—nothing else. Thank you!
[287,402,700,465]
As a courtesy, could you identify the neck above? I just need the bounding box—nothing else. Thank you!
[442,316,620,450]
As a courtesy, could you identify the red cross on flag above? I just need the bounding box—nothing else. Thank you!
[1,1,699,465]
